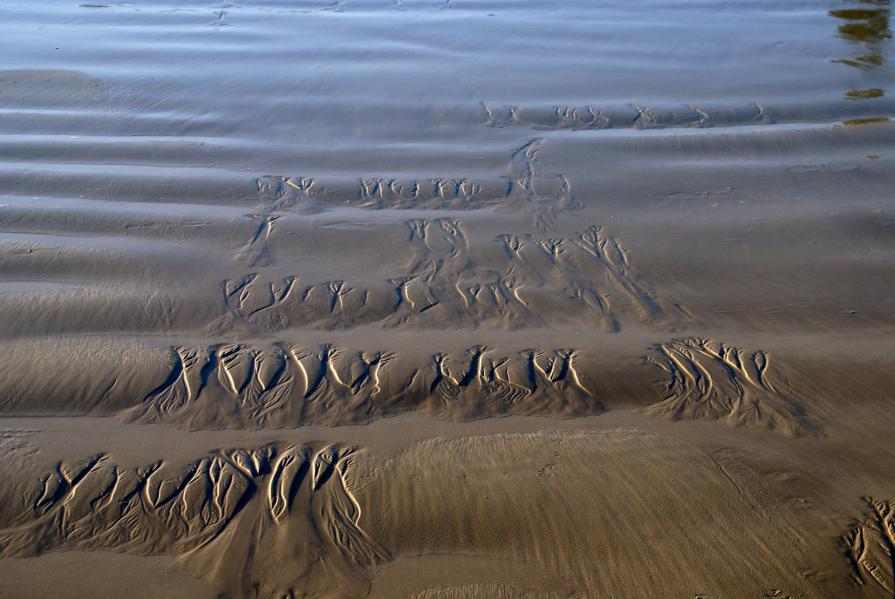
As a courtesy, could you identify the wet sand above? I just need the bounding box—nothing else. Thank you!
[0,0,894,597]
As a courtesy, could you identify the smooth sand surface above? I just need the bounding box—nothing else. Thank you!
[1,0,894,597]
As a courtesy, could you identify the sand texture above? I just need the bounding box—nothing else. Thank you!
[1,0,894,597]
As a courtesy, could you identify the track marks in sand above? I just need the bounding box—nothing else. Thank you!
[482,101,770,131]
[121,344,601,428]
[358,430,818,597]
[255,138,576,232]
[0,443,387,599]
[843,498,895,596]
[645,338,817,436]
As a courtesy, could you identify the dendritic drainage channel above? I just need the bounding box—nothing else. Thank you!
[122,344,599,428]
[211,221,685,335]
[0,443,387,599]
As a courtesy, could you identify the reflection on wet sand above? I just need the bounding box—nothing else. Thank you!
[842,115,891,124]
[845,87,885,98]
[830,0,891,99]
